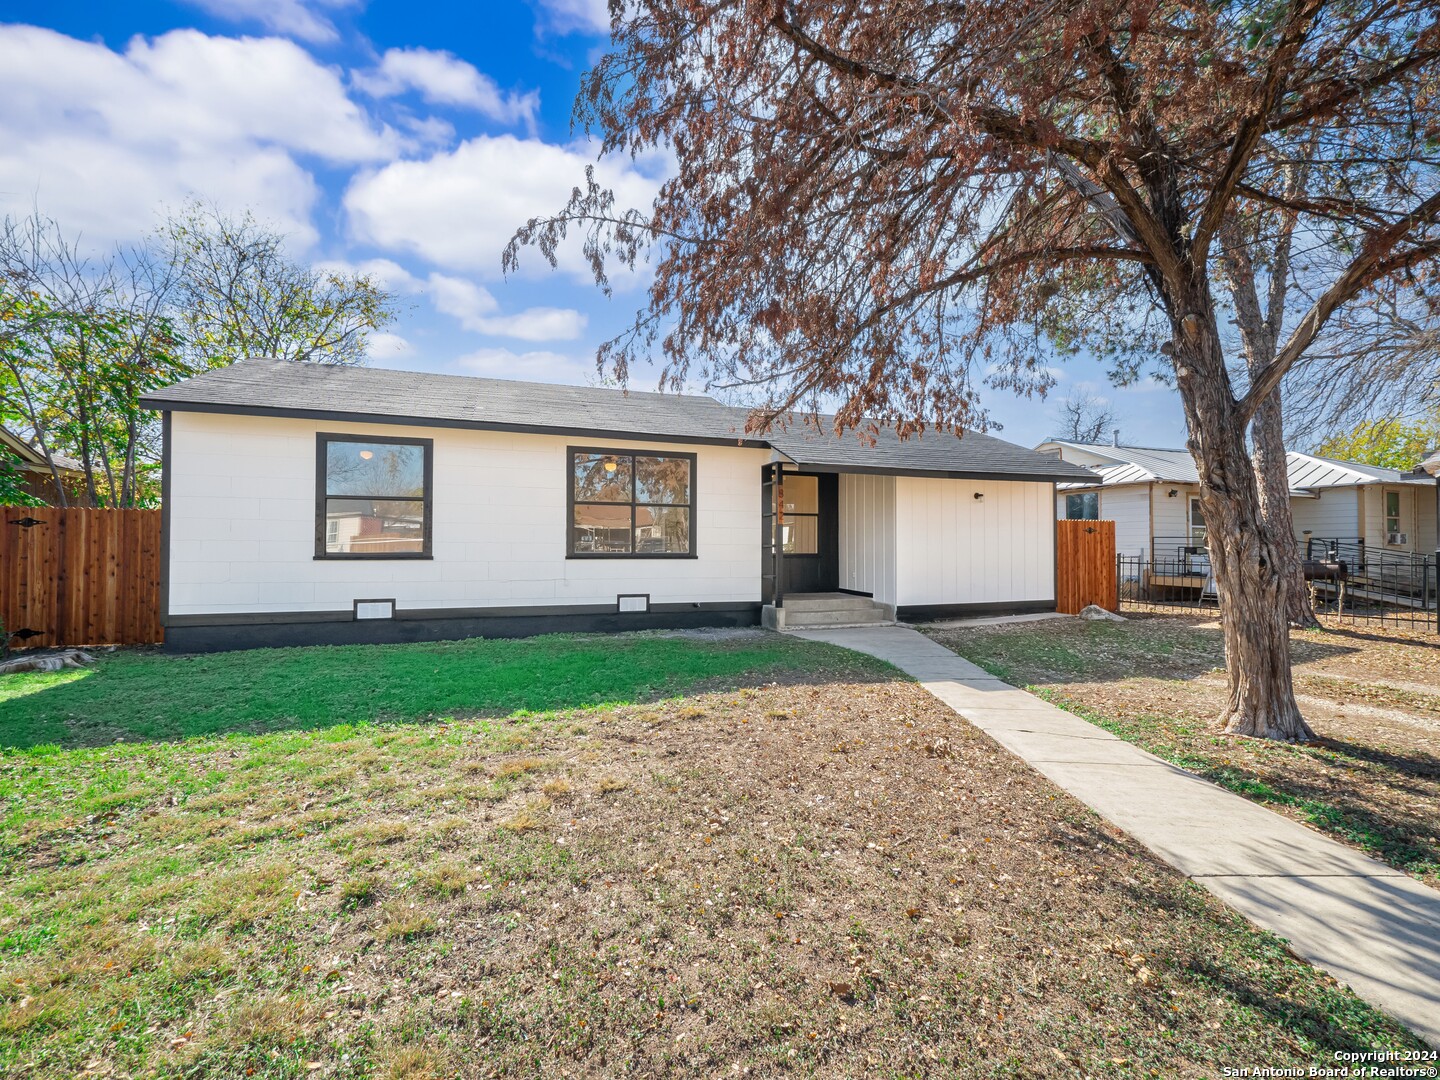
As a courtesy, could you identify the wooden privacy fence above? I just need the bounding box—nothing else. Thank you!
[1,506,163,648]
[1056,519,1117,615]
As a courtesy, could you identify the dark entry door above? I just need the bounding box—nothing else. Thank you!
[762,470,839,598]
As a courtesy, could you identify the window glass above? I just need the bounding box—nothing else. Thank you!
[1190,496,1207,544]
[325,441,425,497]
[637,506,691,553]
[1385,490,1402,536]
[573,503,633,554]
[324,498,425,554]
[1065,492,1099,520]
[635,455,691,505]
[320,437,429,557]
[781,515,819,554]
[777,474,818,514]
[570,449,693,556]
[573,453,633,503]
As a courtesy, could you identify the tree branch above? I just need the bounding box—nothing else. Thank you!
[1192,0,1324,261]
[1237,189,1440,422]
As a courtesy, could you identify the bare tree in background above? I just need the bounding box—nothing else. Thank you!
[1051,390,1118,444]
[1283,293,1440,447]
[161,202,396,370]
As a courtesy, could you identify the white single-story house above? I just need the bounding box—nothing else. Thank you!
[1037,438,1440,565]
[140,358,1096,651]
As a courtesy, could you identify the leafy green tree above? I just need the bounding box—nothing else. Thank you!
[1,206,399,506]
[1316,416,1440,471]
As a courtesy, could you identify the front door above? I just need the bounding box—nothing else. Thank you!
[761,469,839,599]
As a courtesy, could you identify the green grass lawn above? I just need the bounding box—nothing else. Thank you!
[1,649,1422,1078]
[0,631,890,751]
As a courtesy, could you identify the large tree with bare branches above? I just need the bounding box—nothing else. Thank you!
[510,0,1440,741]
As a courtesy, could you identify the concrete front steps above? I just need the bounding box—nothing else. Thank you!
[762,592,895,630]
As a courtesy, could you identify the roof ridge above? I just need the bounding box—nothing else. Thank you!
[230,356,726,405]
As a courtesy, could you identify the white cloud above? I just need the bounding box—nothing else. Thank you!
[315,257,423,292]
[365,331,415,364]
[456,347,598,384]
[0,25,399,246]
[355,48,539,128]
[343,134,662,281]
[425,272,586,341]
[181,0,360,44]
[535,0,612,35]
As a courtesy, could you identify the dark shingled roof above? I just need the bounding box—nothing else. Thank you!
[141,358,1096,483]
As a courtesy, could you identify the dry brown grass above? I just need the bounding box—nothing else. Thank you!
[0,675,1423,1077]
[928,613,1440,884]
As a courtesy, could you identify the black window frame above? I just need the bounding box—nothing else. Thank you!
[1065,491,1100,521]
[315,432,434,560]
[567,445,697,559]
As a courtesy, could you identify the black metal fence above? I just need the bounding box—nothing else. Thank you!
[1117,543,1439,631]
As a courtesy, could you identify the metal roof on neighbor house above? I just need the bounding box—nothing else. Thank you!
[1041,440,1199,484]
[139,358,1098,484]
[1043,439,1431,493]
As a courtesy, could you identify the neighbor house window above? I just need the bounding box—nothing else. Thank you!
[1189,495,1207,546]
[316,433,432,558]
[1065,492,1099,521]
[1385,489,1403,542]
[569,448,694,557]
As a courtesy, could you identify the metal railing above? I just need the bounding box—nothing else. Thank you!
[1118,546,1438,631]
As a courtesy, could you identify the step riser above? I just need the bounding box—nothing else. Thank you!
[781,610,893,627]
[783,597,884,612]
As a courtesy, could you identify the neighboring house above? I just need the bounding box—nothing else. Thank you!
[1037,438,1439,565]
[0,426,86,505]
[140,358,1096,652]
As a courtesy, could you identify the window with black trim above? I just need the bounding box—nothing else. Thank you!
[317,433,433,558]
[569,448,694,557]
[1065,491,1099,521]
[773,474,819,553]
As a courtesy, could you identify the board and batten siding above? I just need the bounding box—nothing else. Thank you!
[166,411,770,617]
[838,473,897,606]
[892,476,1054,608]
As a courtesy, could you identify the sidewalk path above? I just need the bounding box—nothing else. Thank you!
[789,624,1440,1047]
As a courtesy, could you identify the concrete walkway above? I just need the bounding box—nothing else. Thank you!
[789,624,1440,1047]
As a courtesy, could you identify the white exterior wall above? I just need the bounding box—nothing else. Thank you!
[1149,483,1197,545]
[167,412,769,616]
[1099,487,1149,558]
[1289,489,1362,544]
[838,473,897,606]
[1416,485,1438,555]
[893,476,1054,608]
[1362,483,1421,554]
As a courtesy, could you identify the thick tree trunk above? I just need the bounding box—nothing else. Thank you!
[1172,301,1315,743]
[1250,386,1319,628]
[1217,218,1318,629]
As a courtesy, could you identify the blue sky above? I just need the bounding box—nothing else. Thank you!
[0,0,1186,447]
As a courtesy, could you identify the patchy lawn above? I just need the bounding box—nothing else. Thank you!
[926,614,1440,887]
[1,635,1424,1078]
[0,630,885,751]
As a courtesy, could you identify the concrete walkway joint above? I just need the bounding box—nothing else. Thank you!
[789,624,1440,1048]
